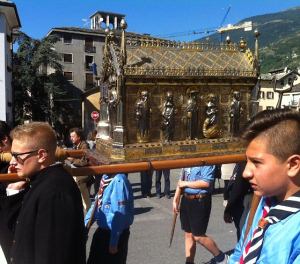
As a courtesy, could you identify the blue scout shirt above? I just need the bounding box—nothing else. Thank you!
[229,197,300,264]
[182,165,216,195]
[85,174,134,247]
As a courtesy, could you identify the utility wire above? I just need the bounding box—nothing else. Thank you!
[153,6,231,40]
[153,27,217,39]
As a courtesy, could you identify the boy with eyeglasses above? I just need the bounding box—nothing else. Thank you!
[0,122,86,264]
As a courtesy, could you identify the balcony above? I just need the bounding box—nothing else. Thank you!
[85,64,92,71]
[85,46,96,53]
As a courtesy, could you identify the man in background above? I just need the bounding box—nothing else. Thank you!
[155,169,171,199]
[223,161,252,240]
[68,127,91,212]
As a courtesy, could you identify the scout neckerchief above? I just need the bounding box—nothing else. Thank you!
[96,175,113,208]
[240,190,300,264]
[86,175,113,230]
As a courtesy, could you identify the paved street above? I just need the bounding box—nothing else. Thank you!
[87,169,237,264]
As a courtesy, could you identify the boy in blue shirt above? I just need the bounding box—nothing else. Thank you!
[173,165,228,264]
[229,109,300,263]
[85,173,134,264]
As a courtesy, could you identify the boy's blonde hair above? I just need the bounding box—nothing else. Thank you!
[11,122,57,156]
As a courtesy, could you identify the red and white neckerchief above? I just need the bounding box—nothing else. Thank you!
[96,175,113,208]
[240,191,300,264]
[240,197,271,264]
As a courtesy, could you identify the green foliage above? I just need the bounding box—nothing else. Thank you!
[31,34,62,72]
[12,32,80,136]
[260,34,300,72]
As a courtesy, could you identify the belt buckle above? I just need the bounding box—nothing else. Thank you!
[197,194,206,200]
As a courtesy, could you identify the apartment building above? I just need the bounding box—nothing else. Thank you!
[47,11,126,129]
[47,11,126,92]
[258,67,300,110]
[258,73,278,111]
[0,0,20,124]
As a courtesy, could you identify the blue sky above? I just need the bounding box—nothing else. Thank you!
[13,0,300,41]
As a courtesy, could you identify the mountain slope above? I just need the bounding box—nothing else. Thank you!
[198,7,300,73]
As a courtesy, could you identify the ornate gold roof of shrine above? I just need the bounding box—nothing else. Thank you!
[123,37,257,79]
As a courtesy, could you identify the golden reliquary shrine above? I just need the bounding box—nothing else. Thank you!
[95,20,260,163]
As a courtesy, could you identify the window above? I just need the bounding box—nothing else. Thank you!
[266,92,274,99]
[63,53,73,63]
[266,106,274,110]
[63,34,72,44]
[85,55,94,70]
[64,71,73,81]
[85,37,96,53]
[259,91,265,99]
[85,37,93,48]
[292,94,300,106]
[85,73,94,89]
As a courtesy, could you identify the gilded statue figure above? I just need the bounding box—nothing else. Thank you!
[161,91,176,142]
[101,76,119,137]
[186,91,198,140]
[107,88,118,135]
[203,94,221,138]
[230,91,243,136]
[135,90,151,142]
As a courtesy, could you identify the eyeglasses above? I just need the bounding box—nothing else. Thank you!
[11,150,39,164]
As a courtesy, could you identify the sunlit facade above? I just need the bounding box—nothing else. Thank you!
[0,0,20,124]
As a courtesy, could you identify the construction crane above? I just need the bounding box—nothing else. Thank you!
[218,21,253,34]
[218,6,231,42]
[218,6,252,41]
[220,6,231,28]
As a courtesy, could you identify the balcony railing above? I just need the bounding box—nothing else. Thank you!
[85,64,93,71]
[85,46,96,53]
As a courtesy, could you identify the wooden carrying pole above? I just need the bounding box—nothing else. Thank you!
[0,149,261,244]
[0,152,245,181]
[0,148,263,251]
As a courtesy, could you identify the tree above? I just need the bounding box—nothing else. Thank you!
[12,32,81,137]
[13,32,37,122]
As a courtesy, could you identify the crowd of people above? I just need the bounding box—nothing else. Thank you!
[0,108,299,263]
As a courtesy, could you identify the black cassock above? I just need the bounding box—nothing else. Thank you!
[0,164,86,264]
